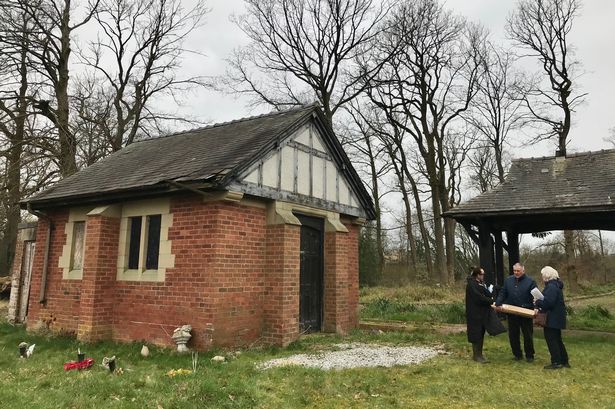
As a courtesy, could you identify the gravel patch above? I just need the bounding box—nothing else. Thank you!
[258,343,442,371]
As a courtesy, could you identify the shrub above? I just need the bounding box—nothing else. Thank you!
[578,305,612,320]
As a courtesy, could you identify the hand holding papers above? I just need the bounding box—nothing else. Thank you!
[531,288,544,301]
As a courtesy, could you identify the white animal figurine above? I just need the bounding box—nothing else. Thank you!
[140,345,150,357]
[26,344,35,358]
[211,355,225,363]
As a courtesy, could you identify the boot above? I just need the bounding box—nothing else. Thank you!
[472,339,488,363]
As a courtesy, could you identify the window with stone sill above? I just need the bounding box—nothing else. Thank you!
[127,214,161,271]
[60,207,92,280]
[117,198,174,282]
[70,221,85,271]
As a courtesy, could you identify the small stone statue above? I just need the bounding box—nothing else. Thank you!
[140,345,150,357]
[171,325,192,353]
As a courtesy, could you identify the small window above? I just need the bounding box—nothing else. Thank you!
[128,216,142,269]
[146,215,161,270]
[126,214,161,271]
[70,221,85,270]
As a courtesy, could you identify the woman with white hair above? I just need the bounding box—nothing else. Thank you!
[535,266,570,369]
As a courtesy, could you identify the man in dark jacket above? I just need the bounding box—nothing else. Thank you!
[465,267,496,363]
[495,262,537,362]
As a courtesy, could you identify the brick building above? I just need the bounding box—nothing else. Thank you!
[20,105,375,349]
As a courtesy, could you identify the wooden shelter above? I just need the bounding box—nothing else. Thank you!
[444,150,615,285]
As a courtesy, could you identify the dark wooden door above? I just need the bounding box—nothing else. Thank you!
[296,214,324,333]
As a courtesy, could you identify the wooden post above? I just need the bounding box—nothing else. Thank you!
[507,231,519,276]
[478,223,495,285]
[494,231,504,286]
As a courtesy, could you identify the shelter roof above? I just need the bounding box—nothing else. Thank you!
[445,149,615,232]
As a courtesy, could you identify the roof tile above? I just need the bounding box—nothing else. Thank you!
[26,105,315,203]
[448,149,615,216]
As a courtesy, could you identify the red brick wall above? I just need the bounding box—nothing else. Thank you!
[344,221,360,328]
[263,223,300,346]
[322,220,361,334]
[27,210,82,334]
[323,230,349,333]
[111,196,267,349]
[78,214,120,341]
[26,194,361,349]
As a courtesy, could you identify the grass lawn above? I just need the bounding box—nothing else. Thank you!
[2,284,615,409]
[1,313,614,408]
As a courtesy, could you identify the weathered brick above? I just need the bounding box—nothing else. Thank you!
[24,194,360,349]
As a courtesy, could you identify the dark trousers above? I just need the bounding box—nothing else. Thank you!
[544,327,569,365]
[507,314,534,358]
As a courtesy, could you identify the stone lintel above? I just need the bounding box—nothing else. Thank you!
[87,204,122,218]
[202,190,245,203]
[266,200,348,232]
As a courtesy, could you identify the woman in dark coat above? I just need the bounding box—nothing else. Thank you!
[535,266,569,369]
[465,267,495,363]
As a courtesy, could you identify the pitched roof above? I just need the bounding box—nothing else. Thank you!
[23,104,375,219]
[25,106,315,204]
[446,149,615,218]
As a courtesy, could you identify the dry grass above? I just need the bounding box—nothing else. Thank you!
[0,299,8,316]
[569,293,615,311]
[360,284,464,305]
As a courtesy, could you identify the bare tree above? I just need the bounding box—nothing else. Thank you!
[0,5,32,275]
[79,0,208,152]
[508,0,584,288]
[466,44,525,184]
[507,0,585,156]
[12,0,101,177]
[363,0,484,284]
[467,145,499,194]
[223,0,391,127]
[0,5,56,274]
[343,100,392,277]
[367,105,432,279]
[71,78,115,165]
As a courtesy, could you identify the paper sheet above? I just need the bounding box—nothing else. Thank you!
[531,288,544,300]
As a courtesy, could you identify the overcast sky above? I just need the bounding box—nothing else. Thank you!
[177,0,615,160]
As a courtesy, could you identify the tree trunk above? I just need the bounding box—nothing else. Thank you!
[0,131,23,276]
[401,193,418,278]
[444,217,457,283]
[57,3,77,177]
[495,144,506,184]
[0,31,28,275]
[424,146,447,285]
[409,174,433,280]
[365,135,384,277]
[431,194,447,285]
[564,230,578,291]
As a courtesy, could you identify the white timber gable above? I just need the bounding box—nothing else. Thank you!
[237,122,364,217]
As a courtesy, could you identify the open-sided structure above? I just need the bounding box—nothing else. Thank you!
[444,150,615,285]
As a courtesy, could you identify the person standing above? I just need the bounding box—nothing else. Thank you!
[465,267,495,363]
[535,266,569,369]
[495,262,537,362]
